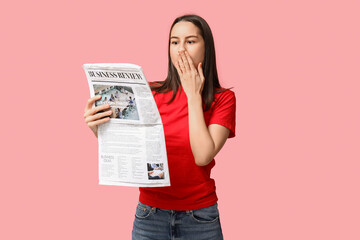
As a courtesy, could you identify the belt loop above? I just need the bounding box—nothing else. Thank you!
[152,207,157,213]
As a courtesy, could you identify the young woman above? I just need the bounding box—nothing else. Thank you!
[84,14,236,240]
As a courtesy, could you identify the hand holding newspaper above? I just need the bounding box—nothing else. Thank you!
[83,63,170,187]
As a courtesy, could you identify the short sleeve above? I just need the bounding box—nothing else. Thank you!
[208,90,236,138]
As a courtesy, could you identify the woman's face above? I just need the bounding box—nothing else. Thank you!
[170,21,205,69]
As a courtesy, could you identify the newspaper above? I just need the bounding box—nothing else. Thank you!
[83,63,170,187]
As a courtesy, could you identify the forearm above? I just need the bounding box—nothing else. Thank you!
[188,95,216,166]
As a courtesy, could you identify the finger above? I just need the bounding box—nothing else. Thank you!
[198,62,205,82]
[198,62,205,90]
[174,60,183,76]
[87,116,111,128]
[85,95,102,112]
[177,56,185,74]
[85,109,112,123]
[84,103,110,118]
[180,51,190,72]
[184,51,196,72]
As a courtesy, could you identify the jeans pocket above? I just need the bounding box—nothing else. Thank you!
[135,201,156,219]
[191,203,219,223]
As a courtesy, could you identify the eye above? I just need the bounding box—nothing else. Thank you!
[171,41,178,45]
[187,41,195,44]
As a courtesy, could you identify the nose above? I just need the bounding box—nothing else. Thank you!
[178,41,186,52]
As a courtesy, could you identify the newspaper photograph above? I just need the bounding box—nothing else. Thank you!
[83,63,170,187]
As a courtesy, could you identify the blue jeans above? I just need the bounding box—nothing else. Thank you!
[132,201,224,240]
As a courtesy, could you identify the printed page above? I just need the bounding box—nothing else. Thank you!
[83,63,170,187]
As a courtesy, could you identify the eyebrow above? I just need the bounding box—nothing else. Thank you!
[170,35,199,39]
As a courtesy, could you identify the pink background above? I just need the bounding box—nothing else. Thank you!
[1,0,359,239]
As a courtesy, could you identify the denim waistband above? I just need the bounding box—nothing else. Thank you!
[138,201,193,214]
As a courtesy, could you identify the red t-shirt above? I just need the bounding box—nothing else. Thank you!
[139,86,236,210]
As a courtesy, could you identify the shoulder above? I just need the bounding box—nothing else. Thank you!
[208,88,236,138]
[213,88,236,107]
[149,81,166,95]
[148,81,162,87]
[215,88,235,96]
[148,81,174,105]
[149,81,161,96]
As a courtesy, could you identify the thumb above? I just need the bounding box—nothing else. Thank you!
[198,62,205,79]
[198,62,205,82]
[198,62,205,92]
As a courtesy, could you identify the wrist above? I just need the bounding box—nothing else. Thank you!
[187,94,202,105]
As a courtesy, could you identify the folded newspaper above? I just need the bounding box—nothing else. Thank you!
[83,63,170,187]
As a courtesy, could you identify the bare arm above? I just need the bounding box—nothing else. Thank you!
[188,96,230,166]
[176,50,230,166]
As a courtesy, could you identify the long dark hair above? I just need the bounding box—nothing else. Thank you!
[151,14,224,111]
